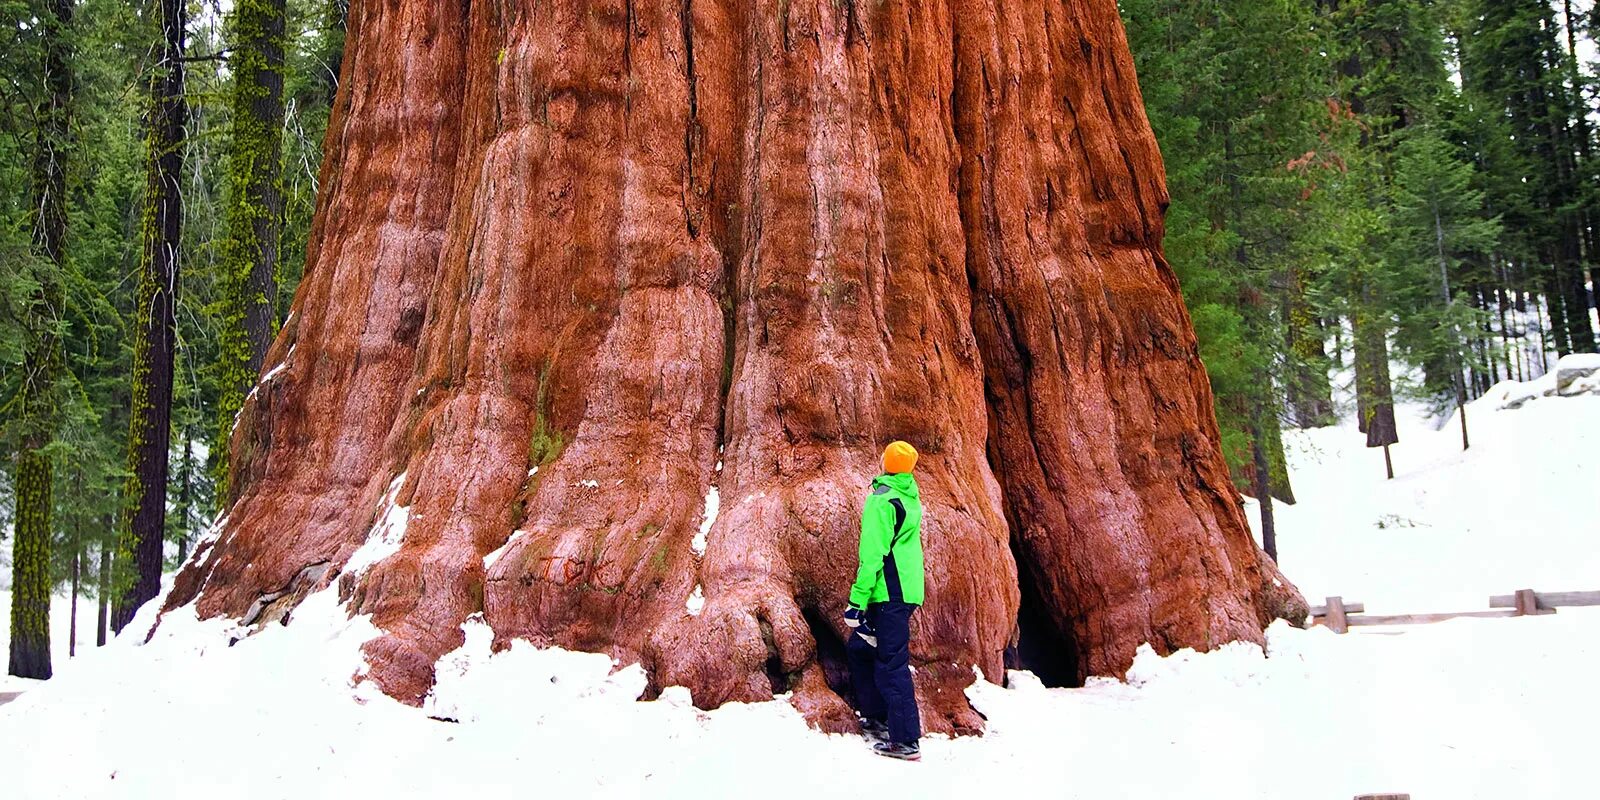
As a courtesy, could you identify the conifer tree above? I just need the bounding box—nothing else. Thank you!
[6,0,73,680]
[1387,127,1502,449]
[114,0,188,632]
[1461,0,1595,356]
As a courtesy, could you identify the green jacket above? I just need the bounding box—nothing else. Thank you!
[848,472,924,608]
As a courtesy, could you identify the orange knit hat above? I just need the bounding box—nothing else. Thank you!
[882,441,918,474]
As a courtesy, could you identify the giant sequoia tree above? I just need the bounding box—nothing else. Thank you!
[162,0,1304,734]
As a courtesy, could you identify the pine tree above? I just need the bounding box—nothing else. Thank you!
[1122,0,1326,520]
[1387,127,1502,450]
[113,0,187,633]
[7,0,73,680]
[1461,0,1596,355]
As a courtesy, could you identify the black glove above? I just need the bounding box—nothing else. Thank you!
[844,606,865,629]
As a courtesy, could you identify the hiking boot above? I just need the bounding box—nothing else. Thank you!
[871,740,921,761]
[859,717,890,742]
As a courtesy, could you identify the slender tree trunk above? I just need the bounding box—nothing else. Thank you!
[1472,284,1492,392]
[216,0,288,499]
[1356,297,1399,472]
[1251,415,1278,562]
[115,0,187,634]
[7,0,72,681]
[1496,278,1515,382]
[69,545,80,659]
[1546,270,1572,356]
[1537,291,1553,373]
[95,545,110,647]
[1435,205,1469,450]
[175,432,194,563]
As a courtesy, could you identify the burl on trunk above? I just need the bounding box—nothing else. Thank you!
[167,0,1304,735]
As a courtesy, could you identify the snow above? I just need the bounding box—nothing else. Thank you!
[344,474,409,576]
[685,583,705,616]
[1247,363,1600,613]
[3,372,1597,798]
[0,587,100,695]
[481,534,520,570]
[258,347,293,384]
[691,486,719,557]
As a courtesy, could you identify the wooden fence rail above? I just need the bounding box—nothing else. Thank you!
[1488,590,1600,609]
[1313,589,1598,634]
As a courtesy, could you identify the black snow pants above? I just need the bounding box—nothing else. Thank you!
[845,600,921,744]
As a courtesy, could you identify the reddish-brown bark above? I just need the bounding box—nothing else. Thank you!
[166,0,1304,735]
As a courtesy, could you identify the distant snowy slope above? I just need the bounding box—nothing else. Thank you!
[1252,354,1600,613]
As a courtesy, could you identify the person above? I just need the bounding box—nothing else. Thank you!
[843,440,924,761]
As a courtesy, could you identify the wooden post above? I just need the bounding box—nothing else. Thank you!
[1325,596,1349,634]
[1513,589,1553,616]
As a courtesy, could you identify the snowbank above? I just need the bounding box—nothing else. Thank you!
[1479,353,1600,410]
[3,595,1595,798]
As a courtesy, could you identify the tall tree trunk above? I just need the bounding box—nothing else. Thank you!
[1285,268,1333,428]
[9,452,54,679]
[1546,271,1572,356]
[215,0,288,500]
[1537,291,1552,373]
[164,0,1304,734]
[1251,414,1278,563]
[95,544,110,647]
[175,435,195,563]
[1355,293,1399,472]
[114,0,187,634]
[1434,205,1469,449]
[69,543,80,659]
[7,0,72,681]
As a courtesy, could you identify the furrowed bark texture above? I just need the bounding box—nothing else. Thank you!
[114,0,186,633]
[166,0,1304,734]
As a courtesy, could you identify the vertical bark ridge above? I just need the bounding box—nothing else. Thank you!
[167,2,472,619]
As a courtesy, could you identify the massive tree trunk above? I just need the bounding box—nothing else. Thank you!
[165,0,1304,735]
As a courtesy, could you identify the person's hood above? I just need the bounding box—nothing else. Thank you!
[873,471,920,500]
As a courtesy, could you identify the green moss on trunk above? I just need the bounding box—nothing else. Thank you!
[214,0,289,500]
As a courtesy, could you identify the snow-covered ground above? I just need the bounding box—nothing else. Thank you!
[1250,355,1600,613]
[1,361,1596,799]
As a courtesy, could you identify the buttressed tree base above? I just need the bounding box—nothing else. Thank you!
[165,0,1305,735]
